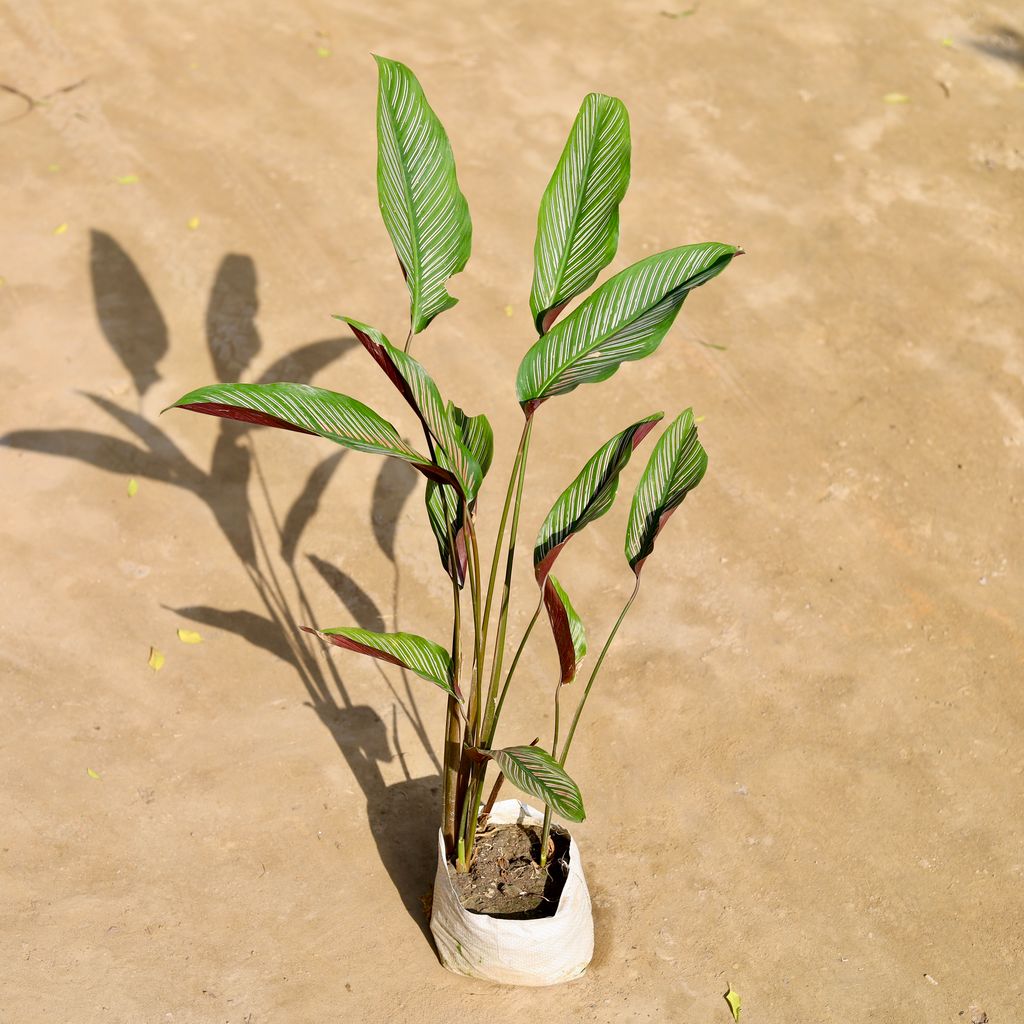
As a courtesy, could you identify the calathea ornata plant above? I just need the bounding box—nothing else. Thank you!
[167,56,740,876]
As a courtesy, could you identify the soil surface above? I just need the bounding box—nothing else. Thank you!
[450,824,570,919]
[2,2,1023,1022]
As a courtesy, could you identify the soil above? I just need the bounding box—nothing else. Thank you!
[449,824,571,919]
[2,2,1023,1022]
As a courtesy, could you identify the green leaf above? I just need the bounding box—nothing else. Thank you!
[375,55,472,334]
[166,382,449,484]
[531,93,630,334]
[449,403,494,479]
[424,403,494,586]
[625,408,707,575]
[335,316,482,499]
[516,242,740,413]
[484,745,585,822]
[302,625,458,698]
[542,574,587,684]
[534,413,663,582]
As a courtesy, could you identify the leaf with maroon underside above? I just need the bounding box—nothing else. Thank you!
[425,402,494,586]
[165,382,450,483]
[625,408,708,576]
[543,574,588,684]
[334,316,481,500]
[302,625,458,698]
[533,412,663,583]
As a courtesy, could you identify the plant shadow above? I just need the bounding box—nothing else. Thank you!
[968,24,1024,68]
[1,229,440,943]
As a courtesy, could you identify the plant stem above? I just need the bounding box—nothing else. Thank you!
[559,578,642,765]
[538,681,562,869]
[455,766,476,873]
[482,418,534,739]
[460,420,536,866]
[480,419,532,662]
[403,327,413,353]
[442,570,463,856]
[462,508,484,744]
[461,763,487,866]
[488,594,542,744]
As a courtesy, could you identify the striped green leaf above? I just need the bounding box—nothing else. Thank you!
[301,625,457,698]
[375,55,472,334]
[530,93,630,334]
[425,403,494,585]
[166,382,450,483]
[626,408,708,575]
[542,574,588,685]
[484,745,585,822]
[534,413,663,582]
[449,403,494,479]
[335,316,482,499]
[517,242,740,414]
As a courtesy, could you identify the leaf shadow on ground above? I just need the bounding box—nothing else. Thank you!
[1,229,441,944]
[968,24,1024,68]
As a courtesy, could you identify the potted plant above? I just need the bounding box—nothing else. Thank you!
[167,55,740,986]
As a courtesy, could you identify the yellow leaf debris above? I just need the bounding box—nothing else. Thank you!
[177,628,203,644]
[724,985,741,1022]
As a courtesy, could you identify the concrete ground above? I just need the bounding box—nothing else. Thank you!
[1,1,1022,1021]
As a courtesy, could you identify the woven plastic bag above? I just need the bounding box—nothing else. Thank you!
[429,799,594,986]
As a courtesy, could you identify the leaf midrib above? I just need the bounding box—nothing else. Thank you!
[538,434,637,557]
[531,249,731,398]
[381,75,425,309]
[546,100,608,313]
[533,278,679,397]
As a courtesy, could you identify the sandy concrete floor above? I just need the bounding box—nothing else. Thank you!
[2,1,1022,1021]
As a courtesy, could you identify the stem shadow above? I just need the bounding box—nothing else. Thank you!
[1,231,439,941]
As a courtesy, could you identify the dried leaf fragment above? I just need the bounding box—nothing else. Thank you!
[724,985,741,1022]
[86,768,101,780]
[177,628,202,644]
[127,477,138,497]
[148,647,165,671]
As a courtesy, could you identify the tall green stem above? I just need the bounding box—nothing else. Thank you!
[488,595,542,745]
[441,570,462,856]
[462,509,484,744]
[559,578,642,765]
[482,418,534,739]
[480,419,532,661]
[462,421,535,868]
[538,679,562,869]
